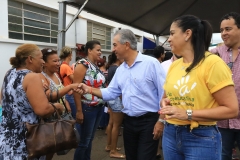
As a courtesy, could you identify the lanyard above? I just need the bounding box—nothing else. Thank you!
[229,51,233,63]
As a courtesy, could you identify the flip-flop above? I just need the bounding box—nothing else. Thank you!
[110,153,126,159]
[105,146,121,152]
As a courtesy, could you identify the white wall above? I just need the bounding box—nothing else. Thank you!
[65,14,76,47]
[212,33,223,44]
[75,18,87,44]
[0,0,9,39]
[0,39,58,84]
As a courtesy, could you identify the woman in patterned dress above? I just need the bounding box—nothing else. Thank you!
[73,40,106,160]
[0,44,64,160]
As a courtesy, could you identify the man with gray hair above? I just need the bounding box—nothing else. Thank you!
[77,29,166,160]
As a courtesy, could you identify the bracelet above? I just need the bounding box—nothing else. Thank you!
[158,118,166,124]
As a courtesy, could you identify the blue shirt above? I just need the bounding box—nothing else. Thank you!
[101,52,166,116]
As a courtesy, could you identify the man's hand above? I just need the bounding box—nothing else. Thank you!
[77,83,91,95]
[153,121,164,140]
[76,111,84,124]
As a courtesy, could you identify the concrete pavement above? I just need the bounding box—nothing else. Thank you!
[52,129,126,160]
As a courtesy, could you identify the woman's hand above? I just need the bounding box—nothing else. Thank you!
[65,100,71,113]
[41,79,49,91]
[159,105,188,120]
[76,111,84,124]
[160,97,171,108]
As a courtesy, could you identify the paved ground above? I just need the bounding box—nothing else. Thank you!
[52,128,240,160]
[52,128,126,160]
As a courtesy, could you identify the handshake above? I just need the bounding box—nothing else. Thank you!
[73,83,91,95]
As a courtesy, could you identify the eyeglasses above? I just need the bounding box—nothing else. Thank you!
[227,62,233,70]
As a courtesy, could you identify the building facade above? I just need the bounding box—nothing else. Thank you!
[0,0,170,86]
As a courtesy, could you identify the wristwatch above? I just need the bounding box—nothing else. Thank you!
[186,110,193,120]
[158,118,166,124]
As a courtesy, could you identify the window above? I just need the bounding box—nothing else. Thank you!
[8,0,58,43]
[87,21,112,50]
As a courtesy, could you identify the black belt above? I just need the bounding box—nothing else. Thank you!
[166,122,215,128]
[125,112,158,119]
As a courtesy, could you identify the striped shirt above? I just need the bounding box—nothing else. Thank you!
[210,45,240,129]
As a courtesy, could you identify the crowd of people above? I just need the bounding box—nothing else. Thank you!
[0,11,240,160]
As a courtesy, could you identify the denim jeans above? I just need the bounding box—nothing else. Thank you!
[65,94,76,118]
[108,97,123,112]
[65,94,80,134]
[218,127,240,160]
[162,123,221,160]
[74,103,104,160]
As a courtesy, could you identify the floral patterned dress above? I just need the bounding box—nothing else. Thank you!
[76,58,106,106]
[0,68,45,160]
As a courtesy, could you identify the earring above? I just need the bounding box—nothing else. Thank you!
[185,39,188,42]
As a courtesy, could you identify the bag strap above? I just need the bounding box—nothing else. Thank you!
[49,102,62,119]
[58,97,70,113]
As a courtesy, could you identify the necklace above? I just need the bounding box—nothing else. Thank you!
[85,58,98,69]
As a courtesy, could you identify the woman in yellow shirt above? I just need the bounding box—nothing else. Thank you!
[160,15,238,160]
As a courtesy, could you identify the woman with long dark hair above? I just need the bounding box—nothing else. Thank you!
[160,15,238,159]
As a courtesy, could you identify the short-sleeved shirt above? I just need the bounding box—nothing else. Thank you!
[211,45,240,129]
[164,52,234,127]
[60,62,73,86]
[76,58,106,106]
[161,57,173,74]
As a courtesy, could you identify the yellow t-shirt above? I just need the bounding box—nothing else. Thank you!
[163,52,234,127]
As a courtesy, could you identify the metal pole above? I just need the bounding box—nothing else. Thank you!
[57,1,66,54]
[153,35,156,45]
[64,0,89,32]
[156,35,159,46]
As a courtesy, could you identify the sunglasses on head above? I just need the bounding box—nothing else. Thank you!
[46,49,56,53]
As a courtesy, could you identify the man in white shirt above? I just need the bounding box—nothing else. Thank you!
[161,53,181,73]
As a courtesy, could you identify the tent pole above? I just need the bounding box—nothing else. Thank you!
[64,0,89,32]
[57,1,66,54]
[57,0,89,54]
[156,35,159,46]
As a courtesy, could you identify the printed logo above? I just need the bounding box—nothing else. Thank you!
[173,75,197,96]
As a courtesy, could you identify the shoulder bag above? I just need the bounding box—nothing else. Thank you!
[25,103,80,159]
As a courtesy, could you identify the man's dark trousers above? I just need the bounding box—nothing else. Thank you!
[123,112,159,160]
